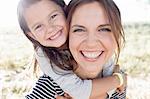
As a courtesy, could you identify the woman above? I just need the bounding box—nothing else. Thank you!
[57,0,126,98]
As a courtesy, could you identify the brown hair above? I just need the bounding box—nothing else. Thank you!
[67,0,125,63]
[17,0,74,71]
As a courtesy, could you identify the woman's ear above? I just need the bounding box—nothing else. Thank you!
[27,32,36,40]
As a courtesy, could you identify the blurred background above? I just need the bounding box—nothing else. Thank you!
[0,0,150,99]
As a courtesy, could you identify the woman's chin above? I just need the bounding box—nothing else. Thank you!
[86,73,99,79]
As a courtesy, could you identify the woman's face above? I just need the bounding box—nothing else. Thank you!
[69,2,117,78]
[24,0,68,47]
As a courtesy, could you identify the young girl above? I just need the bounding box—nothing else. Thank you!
[17,0,126,99]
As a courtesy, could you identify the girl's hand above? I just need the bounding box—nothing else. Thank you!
[55,93,72,99]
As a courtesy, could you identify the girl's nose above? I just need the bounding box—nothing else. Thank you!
[46,24,55,33]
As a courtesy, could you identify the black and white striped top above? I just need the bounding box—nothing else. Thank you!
[109,88,126,99]
[25,75,126,99]
[25,75,65,99]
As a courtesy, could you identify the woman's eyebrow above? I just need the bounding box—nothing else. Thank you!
[98,24,111,28]
[71,25,85,29]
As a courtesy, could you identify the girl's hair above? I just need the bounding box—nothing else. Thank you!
[67,0,125,63]
[17,0,74,71]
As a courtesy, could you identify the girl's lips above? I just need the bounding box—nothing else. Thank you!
[50,31,61,40]
[47,29,62,40]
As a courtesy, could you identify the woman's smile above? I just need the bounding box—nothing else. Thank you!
[80,50,104,61]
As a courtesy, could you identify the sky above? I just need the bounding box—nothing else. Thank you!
[0,0,19,28]
[0,0,149,28]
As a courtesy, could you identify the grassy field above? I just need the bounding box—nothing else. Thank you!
[121,23,150,77]
[0,22,150,99]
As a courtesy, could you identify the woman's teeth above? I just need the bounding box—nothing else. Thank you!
[81,51,103,59]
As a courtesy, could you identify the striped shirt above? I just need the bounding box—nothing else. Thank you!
[25,75,126,99]
[25,75,65,99]
[109,88,126,99]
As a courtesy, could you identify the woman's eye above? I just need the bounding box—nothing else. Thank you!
[73,29,84,33]
[98,28,111,32]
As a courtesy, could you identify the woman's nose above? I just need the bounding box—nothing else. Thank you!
[85,33,97,47]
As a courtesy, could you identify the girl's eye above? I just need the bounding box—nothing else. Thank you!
[51,14,58,19]
[34,24,44,32]
[34,25,42,30]
[72,28,85,33]
[98,28,111,32]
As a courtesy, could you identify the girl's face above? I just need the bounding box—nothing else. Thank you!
[69,2,117,78]
[24,0,68,47]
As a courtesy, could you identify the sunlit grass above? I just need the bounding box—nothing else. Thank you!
[0,28,34,70]
[120,23,150,77]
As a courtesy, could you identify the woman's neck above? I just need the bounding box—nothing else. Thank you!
[74,65,102,79]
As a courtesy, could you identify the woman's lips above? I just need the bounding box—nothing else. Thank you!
[81,50,104,61]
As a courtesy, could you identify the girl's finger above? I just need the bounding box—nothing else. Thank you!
[64,93,72,99]
[55,94,72,99]
[55,95,65,99]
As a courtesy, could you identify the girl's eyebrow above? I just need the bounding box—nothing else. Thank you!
[47,10,58,18]
[47,9,64,18]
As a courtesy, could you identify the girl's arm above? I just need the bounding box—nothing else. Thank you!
[55,75,125,99]
[90,75,120,99]
[90,65,127,99]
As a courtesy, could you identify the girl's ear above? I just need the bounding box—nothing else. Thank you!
[27,32,36,40]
